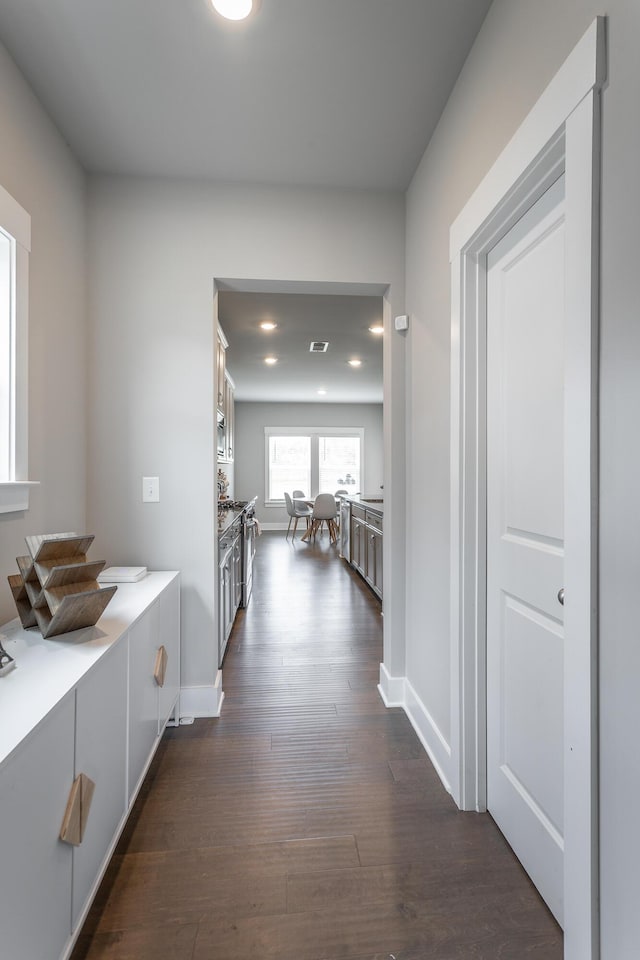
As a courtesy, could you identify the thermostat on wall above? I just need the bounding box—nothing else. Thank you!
[394,314,409,331]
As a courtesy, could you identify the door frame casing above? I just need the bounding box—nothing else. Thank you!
[449,18,604,960]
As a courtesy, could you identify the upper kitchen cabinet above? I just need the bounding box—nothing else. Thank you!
[216,325,228,415]
[216,324,235,463]
[223,371,235,462]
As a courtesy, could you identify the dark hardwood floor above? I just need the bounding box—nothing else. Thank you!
[72,530,562,960]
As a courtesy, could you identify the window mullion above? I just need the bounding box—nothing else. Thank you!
[311,434,319,497]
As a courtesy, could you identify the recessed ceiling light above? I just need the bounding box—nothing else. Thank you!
[348,359,362,368]
[264,356,278,365]
[210,0,259,21]
[368,324,384,335]
[260,321,277,331]
[317,389,327,396]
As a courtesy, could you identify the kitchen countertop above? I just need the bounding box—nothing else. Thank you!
[217,506,245,538]
[341,494,384,516]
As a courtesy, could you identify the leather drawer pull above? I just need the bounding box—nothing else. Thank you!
[60,772,95,846]
[154,645,168,687]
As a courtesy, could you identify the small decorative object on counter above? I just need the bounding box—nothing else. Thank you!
[217,468,229,500]
[0,636,15,676]
[7,532,117,639]
[97,566,147,583]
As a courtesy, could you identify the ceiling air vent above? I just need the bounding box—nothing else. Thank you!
[309,340,329,353]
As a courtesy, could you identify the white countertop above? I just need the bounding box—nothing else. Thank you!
[0,571,179,769]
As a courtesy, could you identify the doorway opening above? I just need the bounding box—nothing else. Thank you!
[215,286,384,519]
[211,277,403,722]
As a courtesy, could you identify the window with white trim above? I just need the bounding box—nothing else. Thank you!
[0,184,35,513]
[0,228,11,480]
[265,427,363,503]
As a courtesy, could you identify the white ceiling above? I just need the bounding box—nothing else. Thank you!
[0,0,492,191]
[0,1,492,404]
[218,290,383,403]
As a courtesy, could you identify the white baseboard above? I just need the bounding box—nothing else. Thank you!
[378,662,405,706]
[377,662,452,796]
[404,679,452,794]
[258,522,288,531]
[180,671,225,718]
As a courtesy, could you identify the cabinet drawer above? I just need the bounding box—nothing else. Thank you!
[365,510,383,532]
[351,504,366,521]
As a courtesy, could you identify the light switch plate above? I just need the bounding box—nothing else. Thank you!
[142,476,160,502]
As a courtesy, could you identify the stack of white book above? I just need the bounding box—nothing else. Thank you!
[97,566,147,583]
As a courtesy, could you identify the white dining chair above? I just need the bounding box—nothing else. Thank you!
[284,492,312,539]
[308,493,338,543]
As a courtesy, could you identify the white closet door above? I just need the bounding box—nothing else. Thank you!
[486,175,566,925]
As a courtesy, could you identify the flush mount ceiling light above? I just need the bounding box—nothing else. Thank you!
[348,359,362,368]
[368,324,384,335]
[210,0,260,21]
[260,321,277,331]
[264,356,278,365]
[317,389,327,396]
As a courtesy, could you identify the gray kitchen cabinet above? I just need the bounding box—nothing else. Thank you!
[350,506,366,577]
[218,517,242,665]
[364,510,383,599]
[347,500,383,600]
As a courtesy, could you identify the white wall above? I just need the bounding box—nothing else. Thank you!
[403,1,640,955]
[3,1,637,951]
[0,41,86,625]
[86,178,404,695]
[234,401,383,526]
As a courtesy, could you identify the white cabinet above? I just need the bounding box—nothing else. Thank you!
[129,576,181,794]
[216,327,227,413]
[216,323,235,462]
[157,576,180,733]
[219,369,235,463]
[232,527,242,611]
[128,600,161,801]
[218,544,234,664]
[0,571,180,960]
[225,372,234,461]
[0,695,75,960]
[73,639,128,926]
